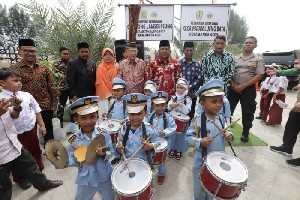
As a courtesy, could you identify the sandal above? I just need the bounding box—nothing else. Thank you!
[176,152,181,160]
[168,150,176,158]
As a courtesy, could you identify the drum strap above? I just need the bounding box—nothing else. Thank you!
[122,122,131,147]
[173,95,187,105]
[200,112,208,158]
[141,122,154,170]
[149,112,167,129]
[107,100,127,118]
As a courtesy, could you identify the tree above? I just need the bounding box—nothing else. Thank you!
[21,0,115,62]
[228,9,248,45]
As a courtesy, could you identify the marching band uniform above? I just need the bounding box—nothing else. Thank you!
[68,96,115,200]
[146,91,177,184]
[185,79,234,200]
[168,78,192,159]
[117,93,160,162]
[0,89,44,188]
[144,80,157,114]
[267,75,288,125]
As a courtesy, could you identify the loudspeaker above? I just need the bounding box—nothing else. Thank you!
[114,39,145,63]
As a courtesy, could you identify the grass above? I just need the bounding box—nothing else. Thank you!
[227,123,268,146]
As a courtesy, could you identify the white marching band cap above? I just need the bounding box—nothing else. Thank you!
[144,80,157,93]
[150,91,168,104]
[195,77,225,97]
[112,77,128,90]
[69,96,99,115]
[122,93,148,113]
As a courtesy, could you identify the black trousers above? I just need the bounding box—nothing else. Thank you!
[283,111,300,149]
[189,97,197,120]
[227,85,257,131]
[0,148,52,200]
[41,110,54,146]
[57,89,73,123]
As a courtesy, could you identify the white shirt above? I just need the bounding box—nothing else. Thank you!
[260,75,276,90]
[269,76,288,94]
[0,90,42,134]
[0,111,22,165]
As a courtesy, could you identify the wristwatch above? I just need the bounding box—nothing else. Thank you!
[13,106,23,112]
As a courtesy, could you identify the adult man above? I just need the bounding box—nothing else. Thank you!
[12,39,59,147]
[117,43,146,93]
[147,40,182,97]
[53,47,72,127]
[201,35,235,85]
[179,42,201,119]
[67,42,96,100]
[0,98,63,200]
[227,36,265,142]
[270,60,300,166]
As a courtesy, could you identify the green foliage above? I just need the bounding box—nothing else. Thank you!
[20,0,115,62]
[40,60,64,89]
[228,9,248,45]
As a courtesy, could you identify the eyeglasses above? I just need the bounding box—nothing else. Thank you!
[159,47,170,51]
[22,49,37,54]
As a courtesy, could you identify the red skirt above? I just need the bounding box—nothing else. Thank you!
[268,94,286,124]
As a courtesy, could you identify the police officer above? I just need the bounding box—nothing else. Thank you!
[227,36,265,142]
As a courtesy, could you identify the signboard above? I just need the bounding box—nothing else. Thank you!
[180,5,230,41]
[125,5,174,41]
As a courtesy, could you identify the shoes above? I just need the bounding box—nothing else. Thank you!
[157,176,165,185]
[270,145,293,155]
[240,135,249,142]
[176,152,182,160]
[286,158,300,167]
[111,157,121,165]
[168,150,176,158]
[60,122,64,128]
[39,180,63,191]
[17,179,32,189]
[266,122,278,127]
[255,116,264,119]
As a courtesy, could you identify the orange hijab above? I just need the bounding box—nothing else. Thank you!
[96,48,118,100]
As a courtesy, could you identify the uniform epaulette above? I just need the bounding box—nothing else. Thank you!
[192,114,200,122]
[96,127,102,133]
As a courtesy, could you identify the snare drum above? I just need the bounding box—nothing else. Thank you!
[169,110,190,133]
[200,151,248,200]
[99,119,121,143]
[152,137,168,166]
[112,158,154,200]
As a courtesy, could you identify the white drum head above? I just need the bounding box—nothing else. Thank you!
[169,110,190,122]
[157,137,168,152]
[206,151,248,184]
[99,120,121,133]
[112,159,152,195]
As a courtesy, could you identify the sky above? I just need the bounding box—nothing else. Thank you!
[1,0,299,53]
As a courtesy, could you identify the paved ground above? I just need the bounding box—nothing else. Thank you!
[11,90,300,200]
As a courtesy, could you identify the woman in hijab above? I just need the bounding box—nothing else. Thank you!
[96,48,118,124]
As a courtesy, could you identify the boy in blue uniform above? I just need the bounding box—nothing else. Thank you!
[168,78,192,160]
[68,96,115,200]
[196,77,231,123]
[102,77,128,164]
[186,79,234,200]
[144,80,157,115]
[146,91,176,185]
[117,93,160,168]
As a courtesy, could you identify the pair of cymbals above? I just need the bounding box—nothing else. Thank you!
[45,140,69,169]
[85,134,107,165]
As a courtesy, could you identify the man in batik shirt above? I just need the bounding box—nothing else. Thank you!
[147,40,182,98]
[118,43,146,93]
[179,42,201,119]
[201,35,235,86]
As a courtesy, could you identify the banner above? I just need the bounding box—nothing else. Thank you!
[180,5,230,41]
[125,5,174,41]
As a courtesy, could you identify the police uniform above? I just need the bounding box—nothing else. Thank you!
[185,80,234,200]
[144,80,157,114]
[68,96,115,200]
[146,91,177,184]
[167,78,192,158]
[118,93,160,162]
[228,53,265,140]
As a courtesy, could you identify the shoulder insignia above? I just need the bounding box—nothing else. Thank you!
[97,127,102,132]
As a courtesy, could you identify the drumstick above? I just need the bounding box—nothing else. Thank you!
[118,141,135,178]
[128,137,151,161]
[212,118,240,140]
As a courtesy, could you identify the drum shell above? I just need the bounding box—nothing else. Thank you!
[174,119,189,133]
[152,148,167,166]
[110,132,118,144]
[117,185,153,200]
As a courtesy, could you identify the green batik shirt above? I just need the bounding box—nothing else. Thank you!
[201,50,235,84]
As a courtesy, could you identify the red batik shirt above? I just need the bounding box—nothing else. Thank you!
[147,57,182,97]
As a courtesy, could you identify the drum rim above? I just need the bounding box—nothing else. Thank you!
[111,158,153,197]
[99,120,121,134]
[156,138,168,152]
[203,151,248,185]
[169,110,190,122]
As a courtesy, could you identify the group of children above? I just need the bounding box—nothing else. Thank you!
[257,63,288,126]
[0,66,236,200]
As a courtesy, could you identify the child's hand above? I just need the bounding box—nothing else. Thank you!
[200,137,213,147]
[39,126,47,136]
[96,146,107,157]
[117,144,124,154]
[143,142,154,151]
[0,98,10,116]
[224,132,232,142]
[292,84,300,91]
[178,103,184,108]
[102,113,108,119]
[13,96,23,107]
[169,103,177,108]
[158,131,165,137]
[120,119,127,125]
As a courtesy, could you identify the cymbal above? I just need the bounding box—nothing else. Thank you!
[74,146,88,162]
[85,134,106,165]
[45,140,69,169]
